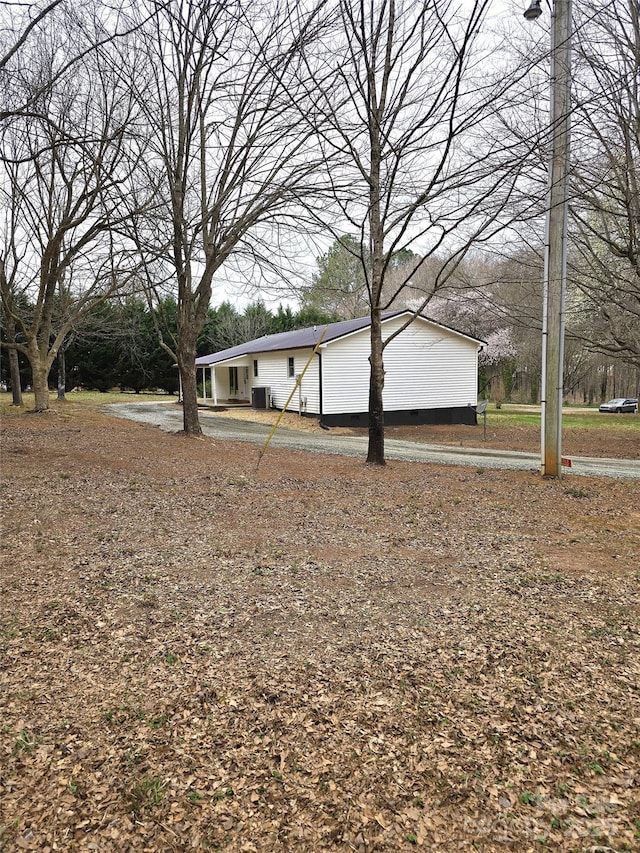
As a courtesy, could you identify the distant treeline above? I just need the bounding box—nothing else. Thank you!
[1,298,336,395]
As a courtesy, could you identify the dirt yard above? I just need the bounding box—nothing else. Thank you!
[1,401,639,852]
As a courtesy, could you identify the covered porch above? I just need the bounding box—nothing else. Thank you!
[195,356,252,407]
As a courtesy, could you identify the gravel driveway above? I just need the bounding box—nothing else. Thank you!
[107,401,640,479]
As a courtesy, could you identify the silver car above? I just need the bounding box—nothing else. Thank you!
[598,397,638,413]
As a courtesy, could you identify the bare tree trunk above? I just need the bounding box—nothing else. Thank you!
[57,342,66,400]
[600,366,608,401]
[177,332,202,435]
[9,348,22,406]
[31,358,50,411]
[4,312,24,405]
[367,309,385,465]
[366,27,386,466]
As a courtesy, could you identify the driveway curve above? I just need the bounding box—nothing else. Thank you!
[106,401,640,480]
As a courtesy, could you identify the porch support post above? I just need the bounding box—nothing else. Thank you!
[212,367,217,405]
[202,367,206,404]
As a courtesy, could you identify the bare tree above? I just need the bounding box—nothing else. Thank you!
[298,0,535,464]
[569,0,640,368]
[0,9,152,410]
[0,1,63,73]
[131,0,328,434]
[0,1,166,121]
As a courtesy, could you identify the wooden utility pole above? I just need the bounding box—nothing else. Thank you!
[536,0,573,477]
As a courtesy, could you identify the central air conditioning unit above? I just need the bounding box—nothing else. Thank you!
[251,386,271,409]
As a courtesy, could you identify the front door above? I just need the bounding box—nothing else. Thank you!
[228,365,250,400]
[229,366,239,397]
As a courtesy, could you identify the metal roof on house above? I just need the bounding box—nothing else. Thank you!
[195,310,483,366]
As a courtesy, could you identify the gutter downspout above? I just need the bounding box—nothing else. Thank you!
[318,352,323,421]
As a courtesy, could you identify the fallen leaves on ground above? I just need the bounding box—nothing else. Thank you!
[1,404,639,852]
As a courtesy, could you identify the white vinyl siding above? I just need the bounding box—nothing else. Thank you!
[320,332,371,415]
[382,320,478,410]
[250,350,321,413]
[321,315,478,415]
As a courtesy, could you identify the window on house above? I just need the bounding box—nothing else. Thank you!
[287,356,295,378]
[253,359,258,378]
[229,366,239,393]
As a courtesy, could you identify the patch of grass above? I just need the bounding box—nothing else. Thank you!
[580,748,616,776]
[226,476,250,487]
[103,700,147,726]
[519,790,538,806]
[103,707,128,725]
[125,774,168,815]
[0,821,21,853]
[482,403,640,432]
[213,787,234,801]
[0,390,171,417]
[564,486,590,499]
[124,749,143,767]
[0,623,20,652]
[13,729,37,754]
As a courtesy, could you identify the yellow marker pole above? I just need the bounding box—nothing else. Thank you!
[256,327,328,469]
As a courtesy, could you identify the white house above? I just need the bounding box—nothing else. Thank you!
[195,310,485,427]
